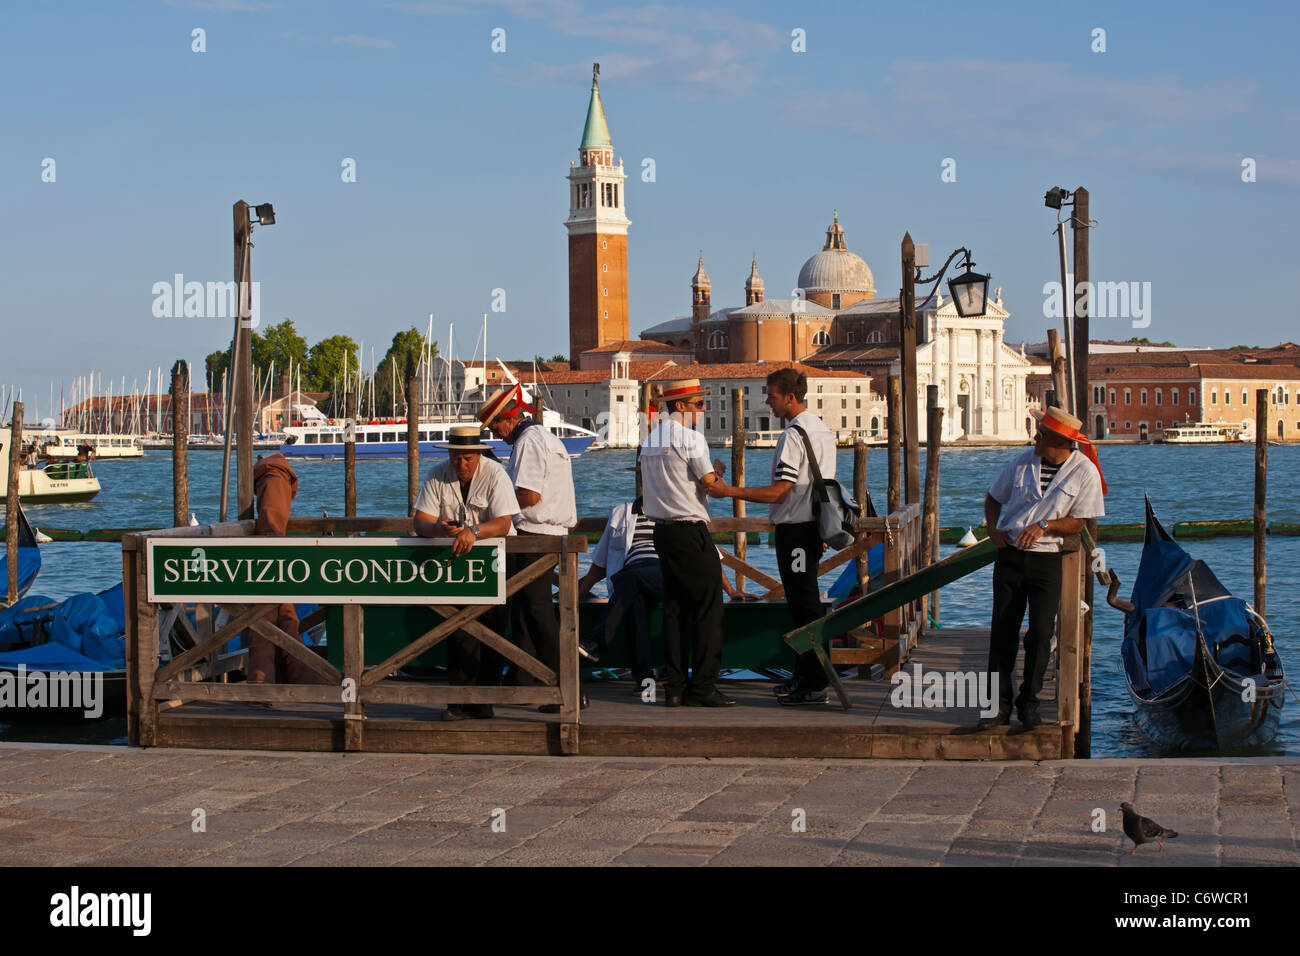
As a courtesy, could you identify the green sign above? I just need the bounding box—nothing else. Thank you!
[146,537,506,605]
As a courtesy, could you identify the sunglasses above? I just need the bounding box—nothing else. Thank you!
[690,400,707,409]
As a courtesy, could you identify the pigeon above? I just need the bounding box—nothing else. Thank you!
[1120,802,1178,854]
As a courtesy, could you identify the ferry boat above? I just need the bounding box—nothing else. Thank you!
[278,405,598,460]
[1163,420,1252,444]
[0,448,101,504]
[37,431,143,459]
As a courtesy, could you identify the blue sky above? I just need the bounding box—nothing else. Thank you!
[3,0,1298,416]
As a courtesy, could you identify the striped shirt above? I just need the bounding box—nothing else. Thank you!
[1039,461,1061,493]
[624,507,659,567]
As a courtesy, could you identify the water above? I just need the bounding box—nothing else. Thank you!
[13,442,1300,757]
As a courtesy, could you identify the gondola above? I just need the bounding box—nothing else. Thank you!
[1119,497,1286,750]
[0,502,41,604]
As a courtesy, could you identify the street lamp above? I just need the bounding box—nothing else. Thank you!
[915,247,991,319]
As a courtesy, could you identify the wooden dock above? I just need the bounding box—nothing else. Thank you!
[150,627,1067,760]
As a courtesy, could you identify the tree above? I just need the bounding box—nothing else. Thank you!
[374,327,435,415]
[549,354,567,364]
[251,319,309,376]
[205,349,229,390]
[305,335,360,398]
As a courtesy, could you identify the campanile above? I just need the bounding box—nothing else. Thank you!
[565,63,630,362]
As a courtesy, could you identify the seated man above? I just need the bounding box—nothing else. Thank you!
[577,493,755,691]
[413,425,519,721]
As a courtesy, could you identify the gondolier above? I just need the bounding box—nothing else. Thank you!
[707,367,835,705]
[982,406,1106,730]
[412,424,519,721]
[640,378,734,707]
[479,383,580,712]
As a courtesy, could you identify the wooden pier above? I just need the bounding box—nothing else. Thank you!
[122,504,1089,761]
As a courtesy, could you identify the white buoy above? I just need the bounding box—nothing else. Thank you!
[189,513,199,526]
[958,527,979,547]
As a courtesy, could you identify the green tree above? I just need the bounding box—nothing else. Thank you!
[205,349,230,391]
[305,335,360,399]
[374,327,435,415]
[251,319,309,375]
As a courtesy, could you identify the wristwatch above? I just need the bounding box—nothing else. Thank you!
[1038,520,1049,531]
[471,524,480,537]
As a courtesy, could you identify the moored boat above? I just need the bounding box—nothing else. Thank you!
[1118,497,1286,750]
[1163,420,1252,444]
[0,447,101,504]
[37,430,143,459]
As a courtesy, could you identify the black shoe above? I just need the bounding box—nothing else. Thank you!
[777,687,829,706]
[1018,710,1043,731]
[577,640,600,663]
[685,688,737,707]
[976,711,1011,730]
[773,678,800,695]
[665,695,684,707]
[441,705,471,722]
[467,704,495,719]
[539,693,588,714]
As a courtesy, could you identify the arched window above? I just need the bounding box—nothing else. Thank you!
[811,329,831,346]
[867,330,884,343]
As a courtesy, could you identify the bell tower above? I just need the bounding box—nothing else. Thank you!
[566,63,630,364]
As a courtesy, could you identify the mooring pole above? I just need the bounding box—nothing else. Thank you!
[5,402,23,604]
[345,390,358,520]
[886,375,902,514]
[922,386,943,625]
[406,376,420,517]
[1072,186,1095,760]
[900,233,920,504]
[1254,388,1268,616]
[731,387,746,593]
[233,201,254,521]
[171,361,189,528]
[853,440,869,593]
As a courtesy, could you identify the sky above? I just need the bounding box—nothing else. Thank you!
[3,0,1298,419]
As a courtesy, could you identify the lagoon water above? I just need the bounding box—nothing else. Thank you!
[15,442,1299,756]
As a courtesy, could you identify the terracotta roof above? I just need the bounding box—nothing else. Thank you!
[1090,366,1203,381]
[581,340,688,355]
[537,360,681,386]
[665,361,870,381]
[1196,364,1300,380]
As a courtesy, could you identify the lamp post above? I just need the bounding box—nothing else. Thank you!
[219,200,275,523]
[900,238,990,502]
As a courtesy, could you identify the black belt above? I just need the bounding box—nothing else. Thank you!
[653,518,706,526]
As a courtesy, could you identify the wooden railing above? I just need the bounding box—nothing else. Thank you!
[121,517,586,754]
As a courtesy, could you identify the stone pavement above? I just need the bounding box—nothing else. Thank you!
[0,743,1296,866]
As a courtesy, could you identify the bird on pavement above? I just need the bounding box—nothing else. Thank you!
[1120,802,1178,854]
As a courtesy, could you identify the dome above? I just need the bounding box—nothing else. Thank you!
[796,213,875,296]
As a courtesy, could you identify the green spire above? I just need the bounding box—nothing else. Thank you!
[580,62,613,149]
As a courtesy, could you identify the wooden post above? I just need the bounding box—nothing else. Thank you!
[233,201,255,521]
[853,441,869,592]
[134,541,159,746]
[558,538,580,754]
[344,391,357,519]
[922,386,943,625]
[171,362,189,528]
[1047,329,1068,407]
[1254,388,1268,616]
[342,603,364,750]
[731,388,746,593]
[1072,187,1095,760]
[406,377,420,517]
[900,233,920,504]
[1058,540,1082,758]
[6,402,23,604]
[886,375,902,514]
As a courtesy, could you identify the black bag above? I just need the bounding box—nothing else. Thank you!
[791,424,861,550]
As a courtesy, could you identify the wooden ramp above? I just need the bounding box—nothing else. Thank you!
[154,627,1069,760]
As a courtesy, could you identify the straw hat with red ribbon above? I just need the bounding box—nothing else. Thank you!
[1032,405,1108,494]
[478,383,536,427]
[657,378,706,407]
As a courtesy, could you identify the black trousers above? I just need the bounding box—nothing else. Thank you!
[507,532,560,685]
[775,521,828,690]
[988,548,1063,714]
[592,560,662,685]
[447,604,509,686]
[653,522,724,697]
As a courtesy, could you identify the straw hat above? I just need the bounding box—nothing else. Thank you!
[435,424,494,452]
[657,378,706,407]
[1031,405,1084,441]
[478,384,524,427]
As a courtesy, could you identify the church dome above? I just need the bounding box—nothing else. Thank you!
[797,213,875,296]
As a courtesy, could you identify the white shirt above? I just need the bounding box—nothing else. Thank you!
[640,417,713,522]
[413,456,519,533]
[590,501,658,580]
[988,449,1105,552]
[507,421,576,535]
[770,410,836,525]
